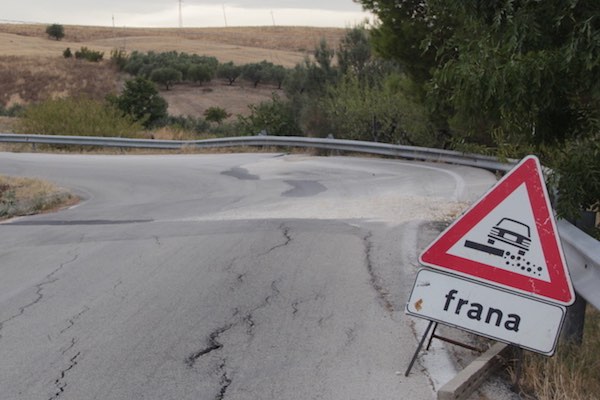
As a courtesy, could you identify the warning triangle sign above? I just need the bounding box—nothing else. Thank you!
[419,155,575,305]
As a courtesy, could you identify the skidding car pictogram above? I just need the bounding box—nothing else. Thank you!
[464,218,531,257]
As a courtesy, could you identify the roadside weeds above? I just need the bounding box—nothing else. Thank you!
[0,175,77,220]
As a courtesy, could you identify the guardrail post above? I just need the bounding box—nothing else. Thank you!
[562,293,586,345]
[561,211,595,345]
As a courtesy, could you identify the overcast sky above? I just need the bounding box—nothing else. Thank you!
[4,1,373,28]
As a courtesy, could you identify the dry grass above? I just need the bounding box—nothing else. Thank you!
[0,116,18,132]
[0,24,346,52]
[513,307,600,400]
[0,56,121,107]
[0,175,77,219]
[0,24,345,66]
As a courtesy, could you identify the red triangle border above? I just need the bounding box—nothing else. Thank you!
[419,156,575,305]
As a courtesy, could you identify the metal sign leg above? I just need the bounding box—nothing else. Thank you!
[405,320,435,377]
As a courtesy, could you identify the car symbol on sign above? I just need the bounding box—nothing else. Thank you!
[487,218,531,256]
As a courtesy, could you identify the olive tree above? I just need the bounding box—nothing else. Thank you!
[46,24,65,41]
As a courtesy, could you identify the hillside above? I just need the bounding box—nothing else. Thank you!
[0,24,347,121]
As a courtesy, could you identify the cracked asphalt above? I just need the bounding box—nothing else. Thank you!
[0,152,498,399]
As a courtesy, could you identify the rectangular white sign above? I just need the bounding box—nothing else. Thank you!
[406,269,565,355]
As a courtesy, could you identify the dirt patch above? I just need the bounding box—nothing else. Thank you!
[162,81,282,119]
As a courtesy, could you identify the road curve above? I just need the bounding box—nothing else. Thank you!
[0,152,498,400]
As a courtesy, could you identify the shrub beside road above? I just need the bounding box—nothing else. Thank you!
[0,175,76,220]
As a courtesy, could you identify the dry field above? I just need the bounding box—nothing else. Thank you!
[0,24,347,121]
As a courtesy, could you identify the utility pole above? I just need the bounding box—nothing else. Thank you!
[178,0,183,28]
[222,4,228,27]
[270,10,276,26]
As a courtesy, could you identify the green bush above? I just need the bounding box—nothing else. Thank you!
[110,49,128,69]
[111,77,168,128]
[63,47,72,58]
[238,94,300,136]
[158,115,211,134]
[0,103,25,117]
[46,24,64,41]
[204,107,230,124]
[19,98,143,137]
[323,73,436,146]
[75,47,104,62]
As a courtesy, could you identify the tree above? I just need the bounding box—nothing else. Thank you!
[357,0,444,88]
[112,77,168,128]
[204,107,230,125]
[63,48,72,58]
[150,67,182,90]
[337,26,372,78]
[241,62,267,88]
[269,65,287,89]
[46,24,65,41]
[217,62,242,85]
[187,64,214,85]
[358,0,600,219]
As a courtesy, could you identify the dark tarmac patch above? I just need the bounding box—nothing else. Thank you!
[221,167,259,181]
[282,180,326,197]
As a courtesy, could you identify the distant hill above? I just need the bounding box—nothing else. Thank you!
[0,24,347,120]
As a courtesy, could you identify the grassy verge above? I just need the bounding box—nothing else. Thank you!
[514,307,600,400]
[0,175,77,220]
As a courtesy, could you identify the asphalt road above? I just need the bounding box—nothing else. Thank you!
[0,152,497,400]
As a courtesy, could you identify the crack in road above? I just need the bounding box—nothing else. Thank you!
[363,233,394,313]
[0,254,79,339]
[259,223,292,256]
[59,306,90,335]
[290,291,326,318]
[264,280,280,305]
[48,351,80,400]
[215,360,232,400]
[186,278,282,397]
[186,324,233,368]
[61,337,78,355]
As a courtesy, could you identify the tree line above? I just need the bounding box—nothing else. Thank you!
[115,50,287,91]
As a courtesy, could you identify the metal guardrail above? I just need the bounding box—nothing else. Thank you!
[0,132,597,309]
[557,220,600,309]
[0,133,517,172]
